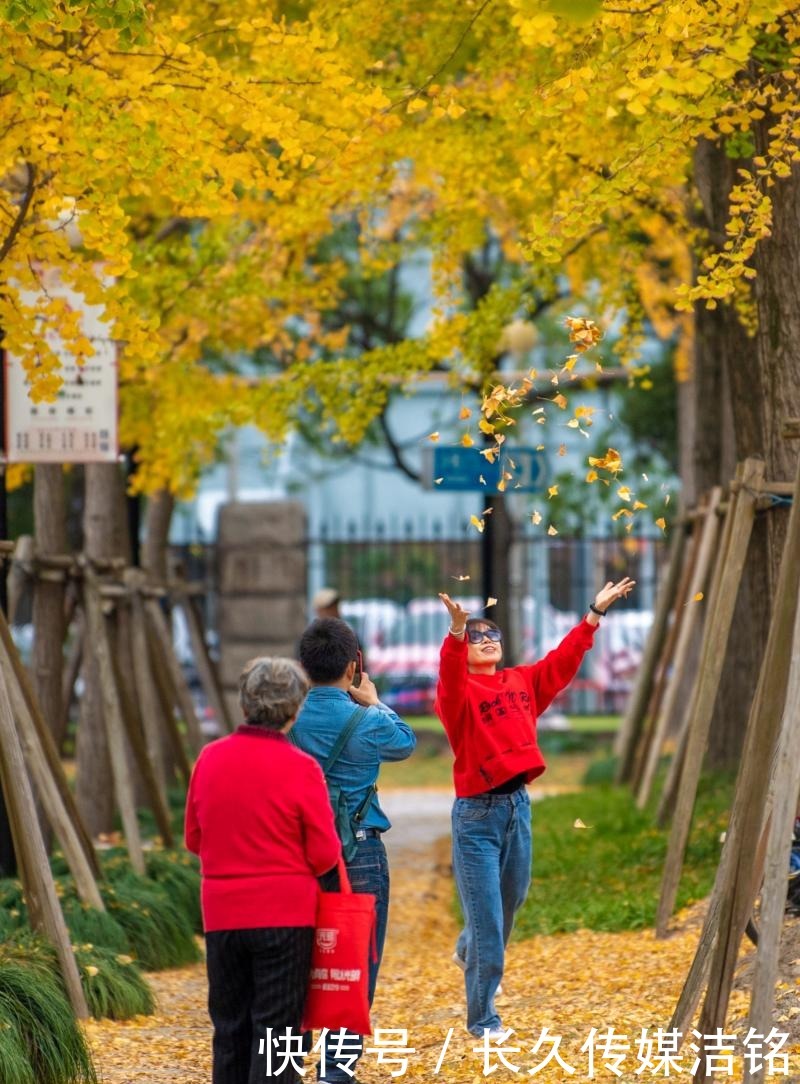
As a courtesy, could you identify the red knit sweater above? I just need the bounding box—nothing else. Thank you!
[184,726,341,932]
[435,620,597,797]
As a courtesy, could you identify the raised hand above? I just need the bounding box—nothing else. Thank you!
[438,592,471,636]
[594,576,636,614]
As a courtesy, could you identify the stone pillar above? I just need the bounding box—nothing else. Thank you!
[217,502,308,723]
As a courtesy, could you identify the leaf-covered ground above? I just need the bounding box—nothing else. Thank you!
[87,793,800,1083]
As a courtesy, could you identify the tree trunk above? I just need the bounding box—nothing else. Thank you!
[142,490,174,585]
[32,465,68,748]
[75,462,127,835]
[685,135,797,767]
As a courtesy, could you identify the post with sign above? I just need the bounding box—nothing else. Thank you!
[428,443,546,665]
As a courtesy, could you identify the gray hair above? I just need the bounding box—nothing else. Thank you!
[238,657,309,730]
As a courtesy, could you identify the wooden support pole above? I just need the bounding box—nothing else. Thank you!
[0,640,105,910]
[147,628,192,785]
[743,577,800,1082]
[143,597,203,754]
[174,590,233,734]
[669,453,800,1053]
[654,461,763,935]
[636,487,723,809]
[128,576,168,795]
[0,661,89,1017]
[83,569,146,876]
[630,513,704,793]
[656,467,746,826]
[0,607,99,875]
[614,523,687,782]
[115,587,174,848]
[60,612,84,749]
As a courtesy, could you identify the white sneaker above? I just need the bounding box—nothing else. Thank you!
[485,1027,511,1042]
[452,952,502,995]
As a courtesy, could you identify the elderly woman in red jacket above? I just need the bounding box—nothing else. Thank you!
[185,656,340,1084]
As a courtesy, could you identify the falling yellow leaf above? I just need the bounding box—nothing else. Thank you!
[481,507,494,516]
[547,525,559,536]
[452,574,471,581]
[567,419,580,429]
[586,470,598,483]
[461,433,474,447]
[435,477,444,485]
[573,818,588,829]
[532,407,545,416]
[633,500,648,511]
[480,448,497,463]
[656,517,667,532]
[558,443,566,456]
[547,485,559,499]
[563,355,578,372]
[588,448,623,474]
[617,486,632,502]
[470,515,485,533]
[642,472,649,481]
[428,431,440,442]
[693,592,704,602]
[531,510,542,525]
[459,406,472,420]
[553,393,568,409]
[486,597,498,608]
[536,444,545,451]
[479,474,487,484]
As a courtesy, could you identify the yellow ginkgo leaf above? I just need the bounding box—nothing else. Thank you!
[461,433,474,447]
[452,574,470,581]
[547,485,559,498]
[547,525,558,536]
[428,431,440,442]
[470,515,485,533]
[573,818,588,829]
[531,510,542,525]
[656,517,667,532]
[693,592,704,602]
[459,406,472,419]
[486,597,498,607]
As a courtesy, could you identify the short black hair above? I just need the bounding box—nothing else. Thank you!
[465,616,502,635]
[298,618,358,684]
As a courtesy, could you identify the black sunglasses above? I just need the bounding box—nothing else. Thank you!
[466,628,503,644]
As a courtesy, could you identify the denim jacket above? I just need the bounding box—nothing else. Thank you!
[291,686,416,831]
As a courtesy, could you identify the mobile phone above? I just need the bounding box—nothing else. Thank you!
[352,649,363,688]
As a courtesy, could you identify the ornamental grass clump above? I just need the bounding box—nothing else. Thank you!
[73,943,155,1021]
[0,940,96,1084]
[101,873,201,971]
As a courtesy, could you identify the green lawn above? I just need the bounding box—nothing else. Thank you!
[513,772,733,936]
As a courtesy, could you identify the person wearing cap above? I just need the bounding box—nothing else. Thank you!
[292,617,416,1084]
[312,587,342,619]
[436,578,635,1039]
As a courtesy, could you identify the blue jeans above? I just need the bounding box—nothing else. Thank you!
[452,787,532,1034]
[317,835,389,1082]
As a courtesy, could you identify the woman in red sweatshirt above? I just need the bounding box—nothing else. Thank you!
[185,656,341,1084]
[436,578,634,1038]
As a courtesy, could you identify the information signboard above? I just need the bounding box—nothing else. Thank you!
[4,277,118,463]
[425,445,546,493]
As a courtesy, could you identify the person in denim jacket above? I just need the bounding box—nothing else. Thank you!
[293,618,416,1084]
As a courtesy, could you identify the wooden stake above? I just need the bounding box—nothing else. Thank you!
[743,579,800,1082]
[147,626,192,785]
[669,452,800,1053]
[0,660,89,1017]
[655,461,763,935]
[143,597,203,754]
[60,612,84,749]
[0,607,98,875]
[174,590,233,734]
[630,513,704,792]
[615,523,687,783]
[636,488,723,809]
[83,569,146,876]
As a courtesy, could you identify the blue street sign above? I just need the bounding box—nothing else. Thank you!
[430,446,546,493]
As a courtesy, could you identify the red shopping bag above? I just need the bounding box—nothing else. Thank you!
[302,858,376,1035]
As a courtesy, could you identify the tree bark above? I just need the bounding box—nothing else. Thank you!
[75,462,127,835]
[142,490,175,585]
[32,465,68,749]
[688,138,787,769]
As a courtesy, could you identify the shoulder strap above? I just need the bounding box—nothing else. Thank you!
[322,705,368,777]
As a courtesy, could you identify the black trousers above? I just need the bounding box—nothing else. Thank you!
[206,926,314,1084]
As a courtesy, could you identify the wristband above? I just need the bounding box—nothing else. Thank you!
[449,625,466,637]
[589,603,607,617]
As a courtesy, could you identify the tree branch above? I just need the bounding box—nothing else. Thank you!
[378,411,422,483]
[0,162,35,265]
